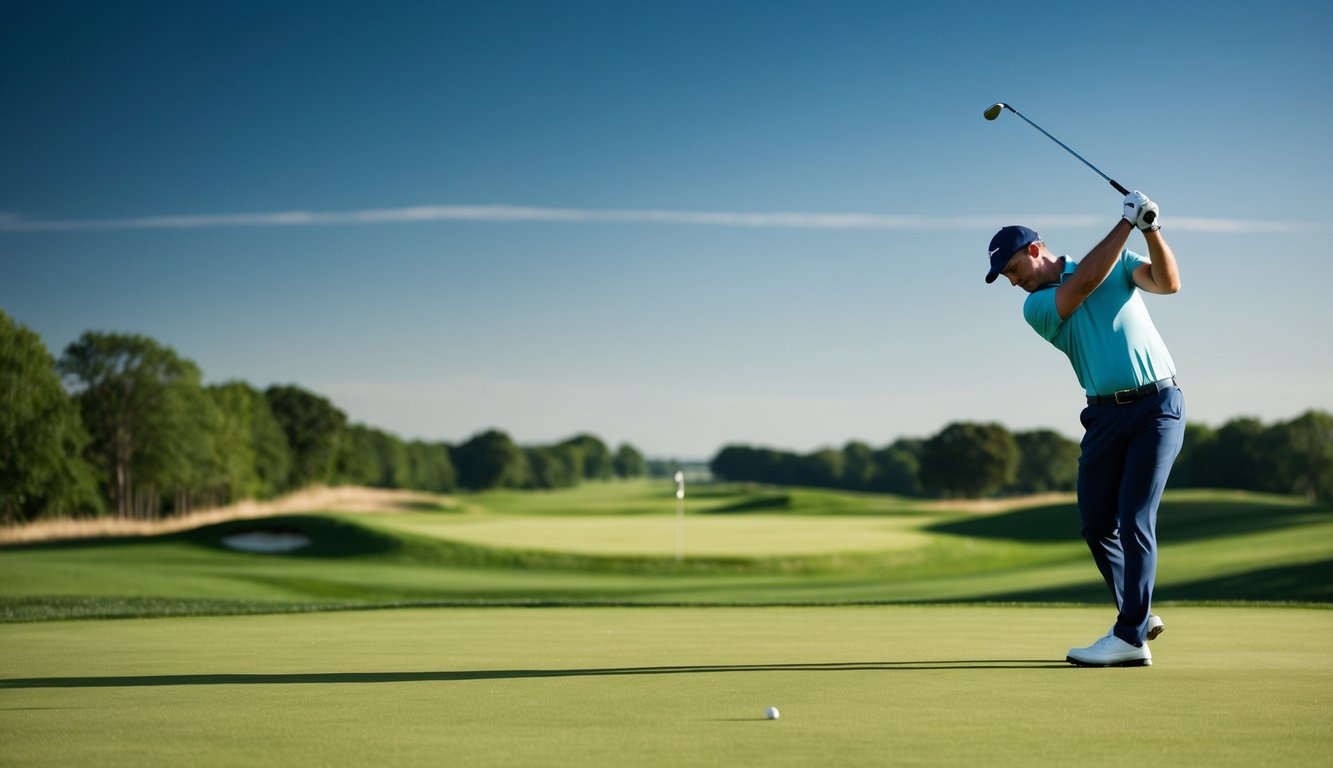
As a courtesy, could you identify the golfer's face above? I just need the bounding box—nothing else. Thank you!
[1000,249,1040,293]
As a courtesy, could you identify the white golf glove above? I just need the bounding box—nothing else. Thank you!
[1122,191,1160,230]
[1137,199,1160,231]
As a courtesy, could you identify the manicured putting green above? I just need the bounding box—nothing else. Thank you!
[2,605,1329,767]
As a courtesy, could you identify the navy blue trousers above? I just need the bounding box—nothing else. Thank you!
[1077,386,1186,645]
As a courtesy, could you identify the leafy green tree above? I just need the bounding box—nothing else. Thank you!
[795,448,845,488]
[524,445,581,489]
[1010,429,1080,493]
[454,429,530,490]
[264,385,347,488]
[710,445,756,482]
[0,311,102,522]
[59,332,214,518]
[711,445,785,484]
[560,434,613,480]
[205,381,294,501]
[919,422,1018,498]
[336,425,411,488]
[335,425,381,487]
[841,441,877,490]
[612,443,646,479]
[206,382,261,502]
[1261,411,1333,502]
[1193,417,1268,490]
[404,441,457,492]
[249,389,293,498]
[1169,423,1217,489]
[870,441,921,495]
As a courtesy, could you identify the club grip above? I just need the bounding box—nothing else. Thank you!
[1110,179,1130,196]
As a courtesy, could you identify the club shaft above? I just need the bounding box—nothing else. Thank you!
[1006,106,1130,195]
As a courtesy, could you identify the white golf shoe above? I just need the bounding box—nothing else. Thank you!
[1147,614,1165,641]
[1066,633,1152,667]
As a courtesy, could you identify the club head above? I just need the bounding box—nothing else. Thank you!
[983,102,1006,121]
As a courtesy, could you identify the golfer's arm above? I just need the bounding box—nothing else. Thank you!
[1133,229,1181,295]
[1055,219,1134,319]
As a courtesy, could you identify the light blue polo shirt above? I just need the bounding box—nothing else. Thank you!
[1023,249,1176,397]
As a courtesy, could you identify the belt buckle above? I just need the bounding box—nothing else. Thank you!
[1113,388,1135,405]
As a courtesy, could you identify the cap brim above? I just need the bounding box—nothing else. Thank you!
[985,270,1000,284]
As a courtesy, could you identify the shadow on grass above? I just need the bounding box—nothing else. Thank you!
[708,494,791,514]
[930,497,1329,545]
[1156,559,1333,602]
[959,559,1333,604]
[5,516,405,559]
[0,659,1069,689]
[391,501,459,513]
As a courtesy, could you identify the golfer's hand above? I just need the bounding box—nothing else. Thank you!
[1123,191,1159,230]
[1137,198,1160,230]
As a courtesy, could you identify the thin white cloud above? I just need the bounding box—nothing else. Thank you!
[0,205,1318,234]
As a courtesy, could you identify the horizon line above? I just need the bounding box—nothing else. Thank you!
[0,204,1318,234]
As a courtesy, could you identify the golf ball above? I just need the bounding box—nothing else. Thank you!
[765,706,780,720]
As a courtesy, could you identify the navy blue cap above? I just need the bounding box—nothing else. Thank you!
[985,225,1039,284]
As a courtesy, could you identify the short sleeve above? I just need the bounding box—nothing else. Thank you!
[1023,288,1062,342]
[1122,249,1150,286]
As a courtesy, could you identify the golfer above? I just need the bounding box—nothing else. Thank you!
[985,192,1185,667]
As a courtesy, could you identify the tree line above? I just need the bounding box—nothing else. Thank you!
[710,413,1333,502]
[5,309,1330,522]
[0,312,645,524]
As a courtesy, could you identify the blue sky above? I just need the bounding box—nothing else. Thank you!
[3,1,1331,458]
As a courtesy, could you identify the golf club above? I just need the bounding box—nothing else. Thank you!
[984,102,1131,196]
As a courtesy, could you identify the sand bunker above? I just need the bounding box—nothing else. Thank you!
[221,528,313,554]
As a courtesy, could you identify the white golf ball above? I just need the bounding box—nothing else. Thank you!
[765,706,780,720]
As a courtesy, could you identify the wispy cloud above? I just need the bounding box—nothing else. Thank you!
[0,205,1318,234]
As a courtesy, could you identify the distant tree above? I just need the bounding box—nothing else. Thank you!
[524,445,581,490]
[1193,417,1268,490]
[710,445,756,482]
[612,443,646,479]
[560,434,613,480]
[919,422,1019,498]
[795,448,845,489]
[248,389,293,498]
[1169,423,1217,489]
[1011,429,1079,493]
[205,383,260,504]
[0,311,102,522]
[264,385,347,488]
[870,441,921,495]
[335,425,380,487]
[1261,411,1333,502]
[59,332,215,518]
[453,429,530,490]
[205,381,293,501]
[711,445,792,484]
[336,425,411,488]
[841,441,877,491]
[404,441,457,492]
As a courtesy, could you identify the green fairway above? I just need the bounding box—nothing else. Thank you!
[2,484,1330,765]
[2,483,1329,621]
[2,606,1329,767]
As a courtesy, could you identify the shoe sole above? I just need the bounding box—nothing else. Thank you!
[1147,623,1165,642]
[1065,655,1152,668]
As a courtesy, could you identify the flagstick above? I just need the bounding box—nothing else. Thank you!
[673,471,685,562]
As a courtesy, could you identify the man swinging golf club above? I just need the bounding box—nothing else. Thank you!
[986,193,1185,667]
